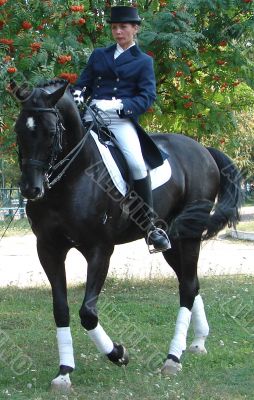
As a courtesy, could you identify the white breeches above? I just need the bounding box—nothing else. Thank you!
[85,106,147,180]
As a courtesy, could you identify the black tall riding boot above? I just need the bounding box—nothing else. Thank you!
[132,176,171,253]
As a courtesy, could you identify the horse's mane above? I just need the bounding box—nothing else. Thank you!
[36,78,69,89]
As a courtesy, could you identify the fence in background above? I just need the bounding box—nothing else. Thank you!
[0,188,26,220]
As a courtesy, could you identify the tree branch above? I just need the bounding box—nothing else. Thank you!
[144,0,153,11]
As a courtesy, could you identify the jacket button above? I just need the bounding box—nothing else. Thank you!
[97,85,100,88]
[116,78,120,82]
[113,87,117,91]
[98,76,102,80]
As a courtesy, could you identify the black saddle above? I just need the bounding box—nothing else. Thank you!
[82,104,169,185]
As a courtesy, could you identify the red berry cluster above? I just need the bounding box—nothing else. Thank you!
[70,5,84,12]
[59,72,78,84]
[57,55,72,64]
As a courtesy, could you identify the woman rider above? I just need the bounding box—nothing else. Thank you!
[73,6,170,252]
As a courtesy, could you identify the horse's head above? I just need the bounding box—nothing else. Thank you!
[11,80,69,200]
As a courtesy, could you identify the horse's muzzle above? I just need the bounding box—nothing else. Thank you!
[20,172,45,200]
[20,182,45,200]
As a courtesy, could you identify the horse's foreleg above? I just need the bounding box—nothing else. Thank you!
[37,239,74,391]
[161,238,201,375]
[189,294,209,354]
[162,294,193,375]
[79,245,129,366]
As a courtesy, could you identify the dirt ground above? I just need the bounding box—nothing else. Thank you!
[0,206,253,287]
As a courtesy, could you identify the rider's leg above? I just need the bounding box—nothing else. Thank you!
[132,175,170,252]
[108,111,170,252]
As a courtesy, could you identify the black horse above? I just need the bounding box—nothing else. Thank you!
[11,79,241,390]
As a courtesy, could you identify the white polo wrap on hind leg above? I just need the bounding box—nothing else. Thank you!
[191,294,209,337]
[56,327,75,369]
[87,323,114,354]
[169,307,191,359]
[190,294,209,350]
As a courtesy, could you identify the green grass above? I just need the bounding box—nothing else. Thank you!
[0,276,253,400]
[236,221,254,232]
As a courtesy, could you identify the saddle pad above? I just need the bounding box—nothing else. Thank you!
[91,130,171,196]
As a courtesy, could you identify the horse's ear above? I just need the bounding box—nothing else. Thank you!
[8,80,32,102]
[48,80,69,106]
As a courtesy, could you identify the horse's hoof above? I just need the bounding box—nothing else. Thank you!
[189,344,207,355]
[115,347,129,367]
[51,373,72,393]
[161,359,182,376]
[107,343,129,367]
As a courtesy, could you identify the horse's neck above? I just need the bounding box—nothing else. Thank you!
[60,100,92,167]
[60,101,83,141]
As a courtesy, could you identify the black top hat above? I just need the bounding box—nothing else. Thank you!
[107,6,142,25]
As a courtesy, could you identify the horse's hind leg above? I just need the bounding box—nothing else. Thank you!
[79,245,129,366]
[37,239,74,392]
[161,238,209,375]
[189,293,209,354]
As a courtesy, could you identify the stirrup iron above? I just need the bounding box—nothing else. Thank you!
[147,228,171,254]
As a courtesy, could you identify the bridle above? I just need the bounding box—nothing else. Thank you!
[18,94,113,190]
[20,107,63,173]
[18,105,94,189]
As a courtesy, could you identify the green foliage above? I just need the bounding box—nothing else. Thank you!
[139,0,254,173]
[0,0,254,181]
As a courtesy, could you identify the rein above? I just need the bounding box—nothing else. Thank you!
[45,123,93,188]
[45,105,114,188]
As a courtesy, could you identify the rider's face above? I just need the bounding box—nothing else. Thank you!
[111,23,139,50]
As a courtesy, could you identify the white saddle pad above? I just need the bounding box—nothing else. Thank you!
[91,130,171,196]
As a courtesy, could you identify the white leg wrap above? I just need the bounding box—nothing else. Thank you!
[56,327,75,369]
[191,294,209,337]
[169,307,191,360]
[189,295,209,354]
[87,323,114,354]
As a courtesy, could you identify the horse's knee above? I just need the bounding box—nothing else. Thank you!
[179,279,199,310]
[79,305,98,330]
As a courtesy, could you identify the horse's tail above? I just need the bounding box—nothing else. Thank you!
[203,147,243,239]
[169,147,243,241]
